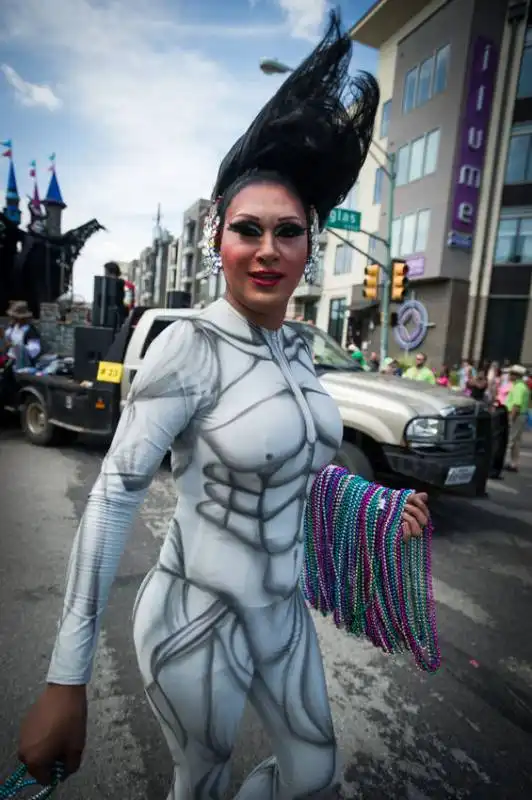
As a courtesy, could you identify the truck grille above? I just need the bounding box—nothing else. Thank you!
[444,405,491,455]
[447,417,476,442]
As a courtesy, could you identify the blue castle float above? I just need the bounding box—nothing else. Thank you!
[0,145,104,318]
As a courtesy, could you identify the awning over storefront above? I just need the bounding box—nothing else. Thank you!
[349,300,379,314]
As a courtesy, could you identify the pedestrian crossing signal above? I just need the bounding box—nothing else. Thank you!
[391,261,409,303]
[363,264,380,300]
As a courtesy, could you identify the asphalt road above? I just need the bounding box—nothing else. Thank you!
[1,426,532,799]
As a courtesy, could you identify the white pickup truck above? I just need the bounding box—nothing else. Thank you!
[2,307,496,495]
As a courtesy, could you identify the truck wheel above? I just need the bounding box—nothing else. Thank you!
[21,397,58,446]
[334,441,375,481]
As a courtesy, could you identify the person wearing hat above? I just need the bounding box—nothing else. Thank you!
[504,364,530,472]
[348,344,369,370]
[5,301,42,370]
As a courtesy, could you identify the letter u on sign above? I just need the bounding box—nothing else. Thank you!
[467,127,483,150]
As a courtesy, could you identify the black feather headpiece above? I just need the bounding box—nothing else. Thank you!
[212,10,380,227]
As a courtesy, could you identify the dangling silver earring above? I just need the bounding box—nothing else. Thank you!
[304,208,321,284]
[201,201,222,276]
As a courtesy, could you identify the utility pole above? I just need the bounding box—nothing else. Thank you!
[368,143,395,364]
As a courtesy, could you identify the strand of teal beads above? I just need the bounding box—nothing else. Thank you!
[300,465,441,672]
[0,763,63,799]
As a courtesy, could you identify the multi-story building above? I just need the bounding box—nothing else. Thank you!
[152,228,172,307]
[178,198,211,307]
[464,2,532,364]
[344,0,532,366]
[165,237,181,300]
[124,209,174,307]
[315,184,363,343]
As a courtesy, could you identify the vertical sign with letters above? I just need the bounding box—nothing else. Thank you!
[451,36,498,238]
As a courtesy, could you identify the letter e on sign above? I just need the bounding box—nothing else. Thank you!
[458,203,474,224]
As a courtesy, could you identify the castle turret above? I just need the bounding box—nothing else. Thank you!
[2,151,21,226]
[43,165,66,236]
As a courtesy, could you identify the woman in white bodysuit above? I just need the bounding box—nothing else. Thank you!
[17,14,431,800]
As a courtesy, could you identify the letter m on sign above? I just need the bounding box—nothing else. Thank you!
[459,165,481,188]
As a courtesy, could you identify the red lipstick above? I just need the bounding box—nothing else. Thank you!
[248,270,284,288]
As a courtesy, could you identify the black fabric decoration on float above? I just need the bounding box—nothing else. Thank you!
[214,10,380,228]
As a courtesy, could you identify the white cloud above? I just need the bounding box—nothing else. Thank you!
[276,0,328,40]
[1,0,281,299]
[1,63,63,111]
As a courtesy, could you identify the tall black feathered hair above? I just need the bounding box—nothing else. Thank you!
[212,10,380,227]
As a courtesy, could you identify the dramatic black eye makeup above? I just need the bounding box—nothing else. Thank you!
[275,222,307,238]
[228,220,262,237]
[228,219,307,238]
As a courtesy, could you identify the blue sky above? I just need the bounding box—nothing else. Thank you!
[0,0,377,298]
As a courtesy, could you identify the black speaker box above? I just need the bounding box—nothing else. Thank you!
[74,325,116,383]
[92,276,125,329]
[166,290,191,309]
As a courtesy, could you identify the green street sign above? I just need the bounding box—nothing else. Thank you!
[326,207,361,233]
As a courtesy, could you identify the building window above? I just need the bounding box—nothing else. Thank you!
[517,27,532,99]
[373,166,384,204]
[408,135,425,182]
[380,100,391,138]
[366,233,378,265]
[417,56,434,106]
[183,253,193,278]
[184,220,196,247]
[403,67,418,113]
[433,44,450,95]
[414,209,431,252]
[393,209,431,258]
[328,298,347,344]
[395,129,441,187]
[494,214,532,264]
[395,144,410,186]
[403,44,450,115]
[423,129,440,175]
[333,243,352,275]
[391,219,401,258]
[400,213,417,256]
[505,128,532,184]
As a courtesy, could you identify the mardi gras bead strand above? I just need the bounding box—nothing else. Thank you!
[300,465,441,672]
[0,762,63,799]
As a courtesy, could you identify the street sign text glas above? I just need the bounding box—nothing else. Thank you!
[326,207,361,232]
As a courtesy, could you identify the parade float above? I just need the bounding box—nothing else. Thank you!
[0,143,104,319]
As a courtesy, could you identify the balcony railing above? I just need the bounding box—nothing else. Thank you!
[292,268,323,298]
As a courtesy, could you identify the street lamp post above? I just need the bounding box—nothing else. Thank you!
[259,58,294,75]
[259,59,396,361]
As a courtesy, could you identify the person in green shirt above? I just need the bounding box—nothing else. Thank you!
[504,365,531,472]
[403,352,436,385]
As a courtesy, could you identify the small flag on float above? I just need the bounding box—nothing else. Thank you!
[2,149,12,158]
[48,152,56,171]
[1,139,12,149]
[29,159,37,178]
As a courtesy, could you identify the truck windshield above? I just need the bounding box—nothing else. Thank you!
[290,323,361,372]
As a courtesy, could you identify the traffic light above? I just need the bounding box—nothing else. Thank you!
[391,260,409,303]
[363,264,380,300]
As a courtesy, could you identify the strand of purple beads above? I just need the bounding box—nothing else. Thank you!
[300,465,441,673]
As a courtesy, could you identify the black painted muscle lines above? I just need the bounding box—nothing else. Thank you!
[50,297,341,797]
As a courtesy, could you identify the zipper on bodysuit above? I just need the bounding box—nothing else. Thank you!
[265,330,317,446]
